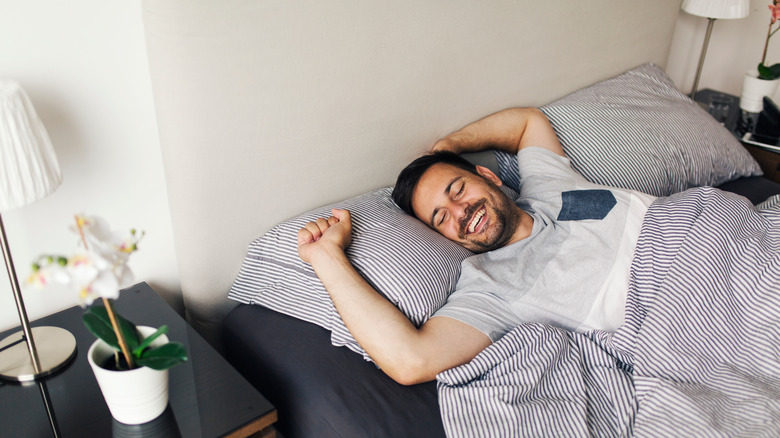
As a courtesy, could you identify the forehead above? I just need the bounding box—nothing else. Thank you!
[410,163,472,218]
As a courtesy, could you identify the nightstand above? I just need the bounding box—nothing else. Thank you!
[0,282,278,437]
[695,88,780,184]
[742,143,780,183]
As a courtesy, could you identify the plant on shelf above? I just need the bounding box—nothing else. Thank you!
[28,214,187,371]
[759,0,780,80]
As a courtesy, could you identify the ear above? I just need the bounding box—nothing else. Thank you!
[475,165,503,187]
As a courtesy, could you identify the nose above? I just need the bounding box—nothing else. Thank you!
[449,199,469,223]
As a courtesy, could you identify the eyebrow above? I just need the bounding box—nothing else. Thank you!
[429,176,462,228]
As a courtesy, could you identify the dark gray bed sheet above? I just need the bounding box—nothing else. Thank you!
[716,175,780,204]
[223,303,445,438]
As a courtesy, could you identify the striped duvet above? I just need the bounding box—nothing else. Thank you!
[437,188,780,437]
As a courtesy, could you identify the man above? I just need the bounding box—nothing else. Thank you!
[297,107,653,385]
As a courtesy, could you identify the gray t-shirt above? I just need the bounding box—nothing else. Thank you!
[432,147,655,341]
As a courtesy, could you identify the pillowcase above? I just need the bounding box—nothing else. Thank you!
[228,187,474,360]
[494,63,762,197]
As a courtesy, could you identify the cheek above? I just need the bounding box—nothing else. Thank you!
[443,219,462,239]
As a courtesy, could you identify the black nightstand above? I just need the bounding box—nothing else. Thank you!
[0,282,278,437]
[695,88,780,184]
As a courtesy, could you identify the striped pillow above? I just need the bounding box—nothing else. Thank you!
[495,63,762,197]
[228,187,473,361]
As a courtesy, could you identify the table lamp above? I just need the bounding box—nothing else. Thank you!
[0,80,76,382]
[682,0,750,99]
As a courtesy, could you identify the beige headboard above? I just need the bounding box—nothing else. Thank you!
[142,0,681,345]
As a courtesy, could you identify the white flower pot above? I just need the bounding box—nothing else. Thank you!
[87,326,169,425]
[740,69,780,113]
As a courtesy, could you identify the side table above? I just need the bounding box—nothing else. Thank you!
[741,142,780,183]
[0,282,277,437]
[695,88,780,184]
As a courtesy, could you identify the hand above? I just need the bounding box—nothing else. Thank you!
[430,137,460,154]
[297,208,353,264]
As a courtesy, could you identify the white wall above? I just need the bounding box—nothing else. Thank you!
[667,0,780,101]
[0,0,181,331]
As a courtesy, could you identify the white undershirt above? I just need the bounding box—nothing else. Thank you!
[579,191,655,332]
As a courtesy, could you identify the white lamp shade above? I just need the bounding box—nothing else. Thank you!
[682,0,750,19]
[0,81,62,211]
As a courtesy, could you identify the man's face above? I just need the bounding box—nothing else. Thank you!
[410,163,520,253]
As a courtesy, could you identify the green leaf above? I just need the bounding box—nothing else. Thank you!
[758,63,769,79]
[82,310,118,349]
[132,325,169,358]
[758,63,780,80]
[135,342,189,370]
[82,305,140,352]
[82,306,189,371]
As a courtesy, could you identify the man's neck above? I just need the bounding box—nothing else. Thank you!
[507,207,534,246]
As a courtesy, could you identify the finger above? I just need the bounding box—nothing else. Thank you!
[303,221,323,241]
[316,217,330,229]
[332,209,352,234]
[430,139,447,152]
[297,228,314,245]
[332,208,351,221]
[431,138,458,153]
[327,215,339,226]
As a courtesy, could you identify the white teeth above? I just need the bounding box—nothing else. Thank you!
[468,208,485,233]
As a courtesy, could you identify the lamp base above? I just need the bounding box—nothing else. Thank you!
[0,326,77,382]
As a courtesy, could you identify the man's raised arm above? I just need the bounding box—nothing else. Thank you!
[432,107,565,157]
[297,208,491,385]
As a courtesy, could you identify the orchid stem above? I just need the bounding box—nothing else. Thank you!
[766,2,780,66]
[74,215,135,369]
[102,297,135,369]
[75,215,88,250]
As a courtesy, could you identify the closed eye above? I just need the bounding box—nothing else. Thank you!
[435,181,464,226]
[434,209,448,227]
[454,181,465,198]
[429,176,465,228]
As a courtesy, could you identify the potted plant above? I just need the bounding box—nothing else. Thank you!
[28,214,187,424]
[742,1,780,113]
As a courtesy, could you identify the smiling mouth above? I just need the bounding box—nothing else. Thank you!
[466,206,486,234]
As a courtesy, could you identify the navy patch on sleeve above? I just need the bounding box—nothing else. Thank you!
[557,189,617,221]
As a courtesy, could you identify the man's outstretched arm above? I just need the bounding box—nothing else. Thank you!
[432,107,565,157]
[297,208,491,385]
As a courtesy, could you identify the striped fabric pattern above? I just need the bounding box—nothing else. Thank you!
[759,193,780,210]
[228,187,473,360]
[495,64,762,197]
[437,187,780,437]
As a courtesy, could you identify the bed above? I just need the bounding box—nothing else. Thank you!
[140,1,780,437]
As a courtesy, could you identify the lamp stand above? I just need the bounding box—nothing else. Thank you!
[0,213,76,382]
[690,17,717,100]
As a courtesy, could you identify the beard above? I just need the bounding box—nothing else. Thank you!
[457,186,519,253]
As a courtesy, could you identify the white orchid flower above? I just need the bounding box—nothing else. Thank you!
[66,251,122,305]
[26,256,70,288]
[72,215,134,261]
[29,214,142,307]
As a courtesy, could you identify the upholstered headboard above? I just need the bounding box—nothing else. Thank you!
[141,0,681,345]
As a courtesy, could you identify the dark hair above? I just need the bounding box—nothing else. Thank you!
[391,151,479,217]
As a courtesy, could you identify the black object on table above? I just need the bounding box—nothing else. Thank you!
[0,282,277,437]
[696,88,780,186]
[693,89,742,132]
